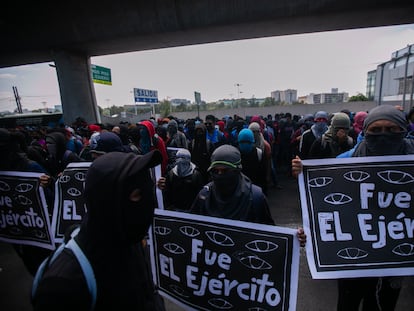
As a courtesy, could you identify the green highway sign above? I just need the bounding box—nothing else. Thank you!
[91,64,112,85]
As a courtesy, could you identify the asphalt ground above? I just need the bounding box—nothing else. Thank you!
[0,173,413,310]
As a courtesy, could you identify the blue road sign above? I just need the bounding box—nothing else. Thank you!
[133,88,158,103]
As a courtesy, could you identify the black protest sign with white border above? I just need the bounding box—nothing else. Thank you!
[149,209,300,311]
[51,162,91,243]
[0,171,54,250]
[298,155,414,279]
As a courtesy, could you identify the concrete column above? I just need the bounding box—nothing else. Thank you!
[53,50,100,125]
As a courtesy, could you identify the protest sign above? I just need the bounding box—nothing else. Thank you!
[0,171,54,250]
[298,155,414,279]
[149,209,300,310]
[51,162,91,243]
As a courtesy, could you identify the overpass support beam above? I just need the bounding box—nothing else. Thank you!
[54,51,100,125]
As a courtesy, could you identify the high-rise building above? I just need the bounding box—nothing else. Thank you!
[369,43,414,110]
[270,89,297,104]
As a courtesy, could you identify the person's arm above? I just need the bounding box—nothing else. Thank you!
[291,156,303,178]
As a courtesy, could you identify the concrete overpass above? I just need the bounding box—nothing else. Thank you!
[2,0,414,124]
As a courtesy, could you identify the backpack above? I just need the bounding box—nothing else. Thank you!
[32,227,97,311]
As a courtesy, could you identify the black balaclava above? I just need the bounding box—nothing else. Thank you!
[363,105,407,155]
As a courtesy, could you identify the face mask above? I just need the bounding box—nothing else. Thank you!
[211,170,240,197]
[175,157,192,177]
[312,122,327,138]
[364,132,405,155]
[122,173,155,243]
[238,142,253,154]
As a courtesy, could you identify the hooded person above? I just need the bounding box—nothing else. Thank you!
[89,131,126,159]
[308,112,354,159]
[299,111,329,159]
[190,144,274,225]
[31,150,166,311]
[189,123,214,183]
[166,119,188,149]
[157,149,204,211]
[138,120,168,175]
[237,128,268,195]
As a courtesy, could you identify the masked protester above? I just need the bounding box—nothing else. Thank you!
[32,150,166,311]
[190,144,306,245]
[299,111,329,159]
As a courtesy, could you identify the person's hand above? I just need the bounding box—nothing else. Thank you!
[297,227,306,247]
[157,177,166,190]
[39,174,52,188]
[291,156,303,178]
[336,128,348,143]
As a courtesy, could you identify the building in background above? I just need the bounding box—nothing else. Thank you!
[369,43,414,111]
[270,89,297,104]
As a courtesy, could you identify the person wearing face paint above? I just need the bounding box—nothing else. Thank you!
[157,149,204,212]
[31,150,166,311]
[298,111,329,159]
[190,144,307,246]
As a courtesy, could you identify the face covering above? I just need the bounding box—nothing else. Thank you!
[139,127,151,154]
[239,142,253,154]
[312,122,328,138]
[364,132,406,155]
[175,157,192,177]
[211,170,240,198]
[122,172,155,243]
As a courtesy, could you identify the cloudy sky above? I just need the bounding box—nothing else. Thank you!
[1,23,414,112]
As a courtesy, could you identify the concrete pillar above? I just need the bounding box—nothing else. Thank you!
[53,51,100,125]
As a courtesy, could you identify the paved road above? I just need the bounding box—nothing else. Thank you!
[0,174,413,310]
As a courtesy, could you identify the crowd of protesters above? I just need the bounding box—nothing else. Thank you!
[1,104,414,310]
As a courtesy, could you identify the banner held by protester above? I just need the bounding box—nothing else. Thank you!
[0,171,54,250]
[149,209,300,311]
[298,155,414,279]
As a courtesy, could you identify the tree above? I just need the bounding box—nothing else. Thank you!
[348,93,368,101]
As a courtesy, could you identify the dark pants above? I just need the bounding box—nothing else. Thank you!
[337,277,402,311]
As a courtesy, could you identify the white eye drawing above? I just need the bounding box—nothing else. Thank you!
[154,226,171,235]
[32,229,46,239]
[377,170,414,185]
[59,175,70,183]
[337,247,368,260]
[308,177,333,187]
[163,243,185,254]
[169,284,190,298]
[343,171,370,182]
[0,180,11,191]
[234,251,272,270]
[179,225,200,237]
[9,226,23,235]
[205,231,235,246]
[67,187,82,197]
[392,243,414,257]
[324,193,352,205]
[245,240,278,253]
[74,172,86,182]
[15,183,33,193]
[14,194,32,205]
[208,298,233,309]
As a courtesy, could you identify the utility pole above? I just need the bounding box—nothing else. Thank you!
[12,86,23,113]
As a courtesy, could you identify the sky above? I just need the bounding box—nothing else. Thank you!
[1,23,414,112]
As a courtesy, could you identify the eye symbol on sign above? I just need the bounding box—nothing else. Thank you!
[179,225,200,237]
[0,180,11,191]
[208,298,233,310]
[163,243,185,254]
[308,177,333,187]
[14,195,32,205]
[337,247,368,260]
[74,172,86,182]
[392,243,414,256]
[169,284,190,298]
[245,240,278,253]
[324,193,352,205]
[343,171,370,182]
[205,231,235,246]
[59,175,70,183]
[154,226,171,235]
[377,170,414,185]
[234,251,272,270]
[67,187,82,197]
[15,183,33,193]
